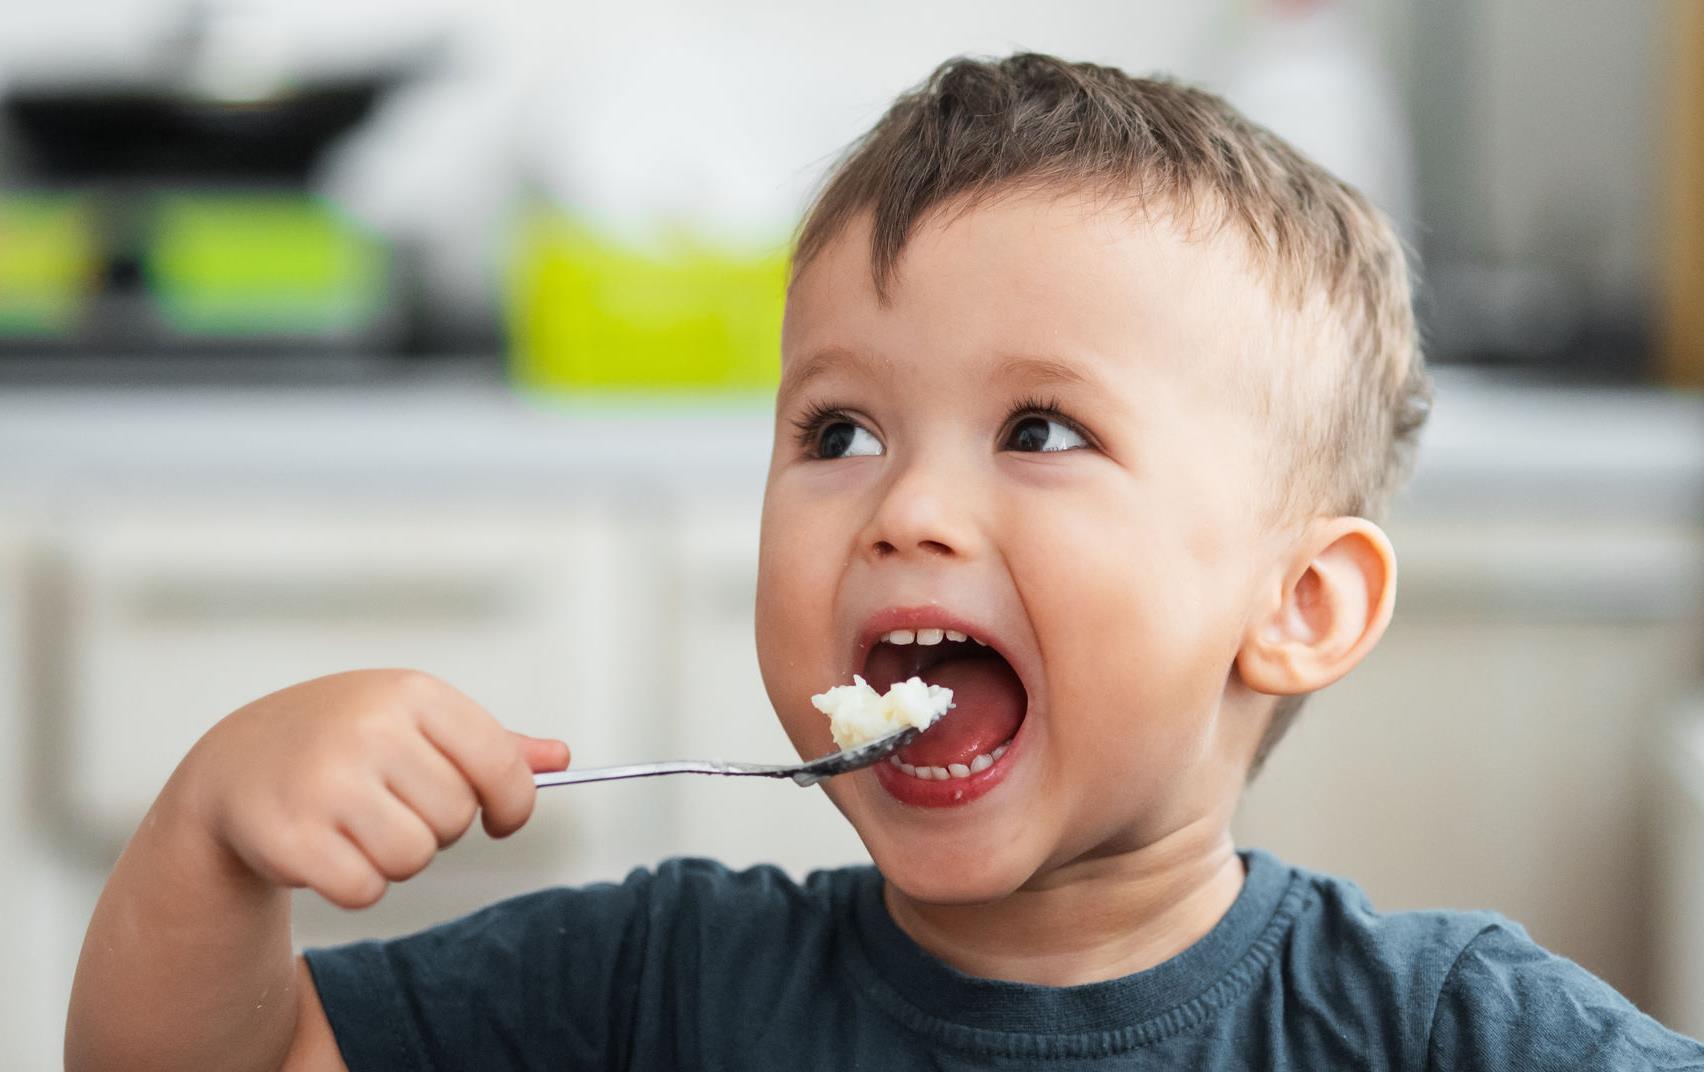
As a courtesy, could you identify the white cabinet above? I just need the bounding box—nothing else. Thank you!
[0,522,58,1072]
[1655,700,1704,1040]
[38,504,678,944]
[0,520,26,844]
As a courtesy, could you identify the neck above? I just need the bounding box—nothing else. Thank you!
[882,818,1245,986]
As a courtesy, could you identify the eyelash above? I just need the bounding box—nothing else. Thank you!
[791,401,861,455]
[1002,395,1093,447]
[790,395,1096,456]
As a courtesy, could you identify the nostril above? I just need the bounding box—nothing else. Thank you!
[873,540,897,557]
[921,540,953,556]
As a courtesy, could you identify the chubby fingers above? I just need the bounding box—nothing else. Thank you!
[339,788,438,884]
[388,731,567,848]
[383,738,480,848]
[301,829,388,910]
[414,692,557,838]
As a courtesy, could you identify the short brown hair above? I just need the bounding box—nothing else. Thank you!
[790,52,1431,773]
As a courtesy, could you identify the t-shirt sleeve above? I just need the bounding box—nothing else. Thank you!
[1427,921,1704,1071]
[303,868,656,1072]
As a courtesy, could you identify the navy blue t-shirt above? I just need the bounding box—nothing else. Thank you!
[304,849,1704,1069]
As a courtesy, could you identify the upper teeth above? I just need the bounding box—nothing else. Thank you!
[881,627,981,647]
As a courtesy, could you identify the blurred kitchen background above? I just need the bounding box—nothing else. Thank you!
[0,0,1701,1062]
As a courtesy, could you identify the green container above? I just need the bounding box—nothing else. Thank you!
[146,192,389,337]
[507,208,787,393]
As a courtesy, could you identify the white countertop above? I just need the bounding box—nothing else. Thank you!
[0,364,1699,520]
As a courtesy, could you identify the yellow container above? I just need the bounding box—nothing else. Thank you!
[0,195,99,335]
[507,208,787,393]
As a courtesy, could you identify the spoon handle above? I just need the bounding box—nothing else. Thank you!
[532,724,924,790]
[533,760,800,787]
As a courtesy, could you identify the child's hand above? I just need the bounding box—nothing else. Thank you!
[178,669,571,909]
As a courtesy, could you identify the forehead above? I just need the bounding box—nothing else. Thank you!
[781,189,1283,390]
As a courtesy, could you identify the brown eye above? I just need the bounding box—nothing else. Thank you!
[817,420,882,459]
[1004,415,1087,453]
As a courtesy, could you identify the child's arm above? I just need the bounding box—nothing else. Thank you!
[64,670,569,1072]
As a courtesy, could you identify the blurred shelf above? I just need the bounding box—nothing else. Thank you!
[1401,368,1704,522]
[0,361,1697,520]
[0,358,774,507]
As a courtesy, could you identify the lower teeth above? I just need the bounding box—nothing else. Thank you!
[889,741,1011,781]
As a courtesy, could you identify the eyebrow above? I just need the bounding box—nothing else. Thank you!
[777,346,892,406]
[991,353,1095,390]
[776,347,1098,405]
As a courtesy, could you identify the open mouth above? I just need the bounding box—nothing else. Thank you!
[860,626,1028,794]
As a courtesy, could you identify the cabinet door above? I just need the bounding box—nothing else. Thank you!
[0,520,25,891]
[44,504,658,936]
[0,522,61,1071]
[1654,705,1704,1040]
[661,506,870,875]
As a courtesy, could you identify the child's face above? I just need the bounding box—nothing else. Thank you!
[756,190,1292,902]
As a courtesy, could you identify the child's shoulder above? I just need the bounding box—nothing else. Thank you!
[1274,846,1584,1003]
[1273,849,1511,974]
[1264,850,1700,1065]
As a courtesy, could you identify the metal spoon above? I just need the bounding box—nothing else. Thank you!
[532,718,938,790]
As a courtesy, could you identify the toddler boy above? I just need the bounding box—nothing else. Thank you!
[68,53,1704,1070]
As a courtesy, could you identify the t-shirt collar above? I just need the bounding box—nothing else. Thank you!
[847,848,1298,1040]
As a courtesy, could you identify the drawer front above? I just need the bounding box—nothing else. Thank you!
[43,504,656,898]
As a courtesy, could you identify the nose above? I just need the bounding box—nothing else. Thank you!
[857,457,977,563]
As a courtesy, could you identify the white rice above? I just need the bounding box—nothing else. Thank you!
[811,674,954,751]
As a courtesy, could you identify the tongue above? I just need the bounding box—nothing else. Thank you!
[896,656,1025,768]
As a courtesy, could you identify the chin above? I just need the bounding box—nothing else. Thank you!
[834,786,1045,905]
[866,834,1038,905]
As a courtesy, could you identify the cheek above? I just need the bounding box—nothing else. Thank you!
[756,504,837,643]
[1011,486,1240,747]
[755,491,845,750]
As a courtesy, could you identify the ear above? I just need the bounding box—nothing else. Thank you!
[1236,517,1397,696]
